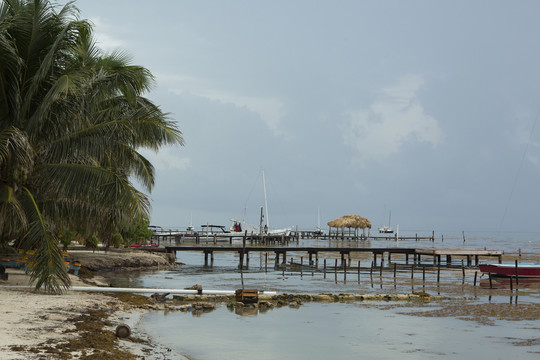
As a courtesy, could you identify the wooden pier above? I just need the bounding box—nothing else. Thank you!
[151,230,436,244]
[162,245,503,269]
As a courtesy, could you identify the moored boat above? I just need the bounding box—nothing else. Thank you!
[378,209,393,233]
[378,226,393,234]
[479,262,540,278]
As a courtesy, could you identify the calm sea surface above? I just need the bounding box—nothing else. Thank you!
[105,230,540,359]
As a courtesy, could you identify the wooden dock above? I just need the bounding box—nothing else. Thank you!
[162,245,503,268]
[151,229,436,245]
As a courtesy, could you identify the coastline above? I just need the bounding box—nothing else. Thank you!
[4,246,538,359]
[0,248,440,359]
[0,249,187,359]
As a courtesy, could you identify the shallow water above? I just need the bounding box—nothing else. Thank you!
[104,231,540,359]
[140,302,540,360]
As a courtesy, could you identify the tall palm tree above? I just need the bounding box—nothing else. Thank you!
[0,0,183,293]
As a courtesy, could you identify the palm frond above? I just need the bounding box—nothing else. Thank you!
[0,126,33,168]
[21,187,70,294]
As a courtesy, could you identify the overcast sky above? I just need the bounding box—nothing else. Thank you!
[62,0,540,233]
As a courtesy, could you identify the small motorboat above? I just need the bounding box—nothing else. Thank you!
[479,262,540,278]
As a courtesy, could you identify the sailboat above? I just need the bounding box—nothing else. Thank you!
[230,168,292,236]
[378,210,394,234]
[314,207,325,236]
[186,212,194,232]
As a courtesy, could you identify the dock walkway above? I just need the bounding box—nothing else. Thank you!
[162,245,503,268]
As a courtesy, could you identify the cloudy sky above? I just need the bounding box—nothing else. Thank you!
[62,0,540,233]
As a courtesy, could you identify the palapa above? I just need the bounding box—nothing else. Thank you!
[327,215,371,229]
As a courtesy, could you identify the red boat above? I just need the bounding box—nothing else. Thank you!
[479,263,540,278]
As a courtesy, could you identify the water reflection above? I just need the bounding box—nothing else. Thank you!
[479,277,540,290]
[110,231,540,359]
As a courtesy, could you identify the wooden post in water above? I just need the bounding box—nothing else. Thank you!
[461,260,465,284]
[343,259,347,283]
[437,264,440,285]
[358,260,361,283]
[510,276,513,292]
[240,231,247,269]
[334,259,338,283]
[473,271,477,286]
[239,251,244,270]
[515,260,519,286]
[265,253,268,272]
[488,272,493,289]
[324,259,327,278]
[462,231,466,242]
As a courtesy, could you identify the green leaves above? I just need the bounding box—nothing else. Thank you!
[0,0,183,293]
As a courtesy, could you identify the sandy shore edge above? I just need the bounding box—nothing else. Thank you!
[0,249,186,359]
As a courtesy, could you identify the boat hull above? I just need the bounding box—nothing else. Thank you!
[378,227,393,234]
[479,263,540,278]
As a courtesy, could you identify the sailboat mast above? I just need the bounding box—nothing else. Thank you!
[262,167,269,228]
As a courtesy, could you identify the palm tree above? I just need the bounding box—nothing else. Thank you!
[0,0,183,293]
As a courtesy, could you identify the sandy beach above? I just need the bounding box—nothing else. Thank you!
[0,249,180,359]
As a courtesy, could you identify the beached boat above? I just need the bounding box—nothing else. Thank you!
[479,262,540,278]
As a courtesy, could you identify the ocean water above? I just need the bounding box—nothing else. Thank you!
[104,231,540,359]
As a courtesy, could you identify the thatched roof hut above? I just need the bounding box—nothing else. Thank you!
[327,215,371,229]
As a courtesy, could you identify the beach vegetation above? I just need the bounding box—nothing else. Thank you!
[120,214,154,245]
[0,0,183,293]
[110,232,123,248]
